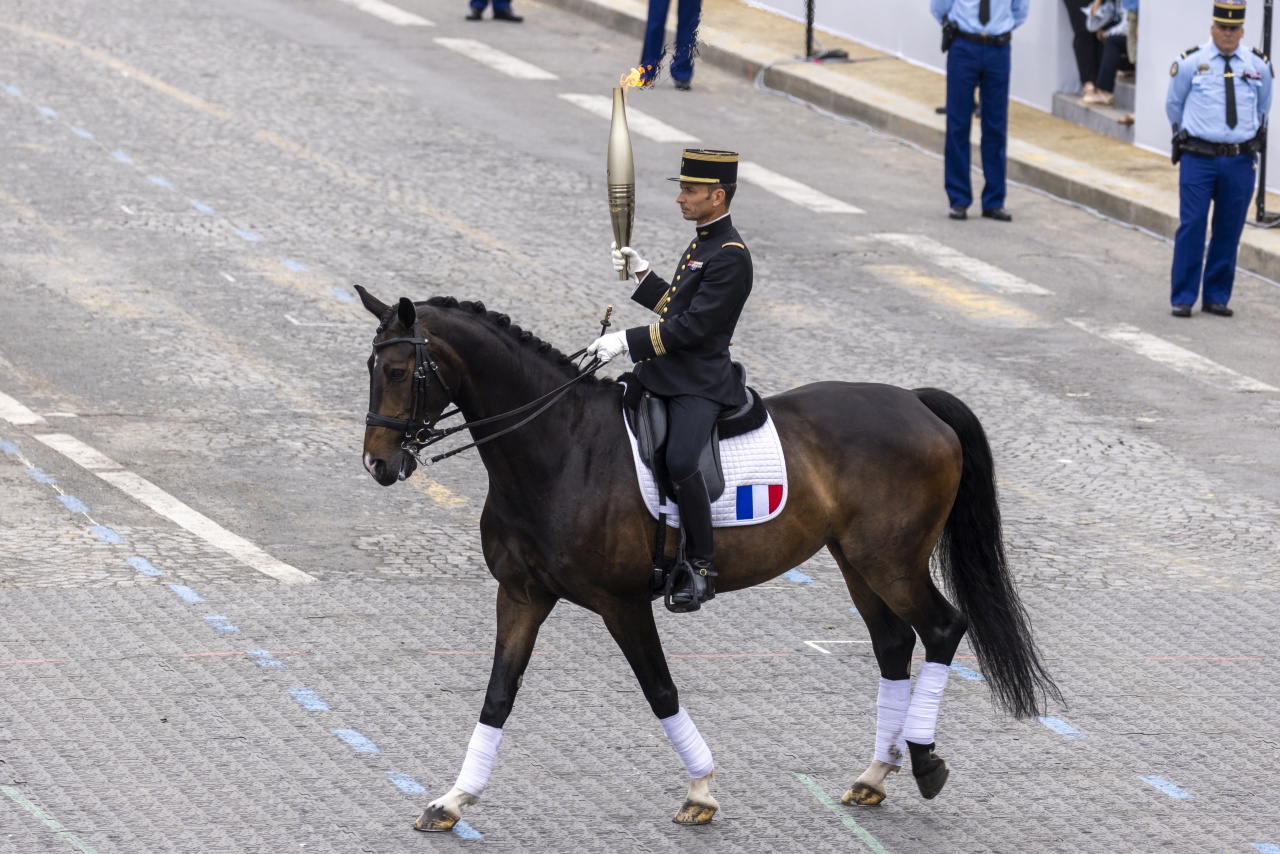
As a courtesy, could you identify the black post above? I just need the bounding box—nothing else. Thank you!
[1259,0,1276,222]
[805,0,815,59]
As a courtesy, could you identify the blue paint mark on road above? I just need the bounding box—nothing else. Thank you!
[90,525,122,544]
[329,288,357,304]
[234,229,262,242]
[1251,844,1280,853]
[1,439,22,455]
[36,105,57,117]
[1037,715,1084,738]
[3,84,20,96]
[203,616,239,634]
[782,569,814,584]
[453,821,484,840]
[247,649,285,669]
[24,467,55,483]
[190,200,215,215]
[167,584,204,604]
[289,689,330,711]
[848,606,859,617]
[951,662,986,681]
[58,495,89,514]
[386,772,426,795]
[110,151,133,164]
[281,258,308,272]
[1139,775,1193,800]
[147,175,174,189]
[72,127,94,139]
[333,729,379,753]
[126,556,163,577]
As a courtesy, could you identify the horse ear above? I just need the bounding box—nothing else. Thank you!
[355,285,388,319]
[397,297,417,329]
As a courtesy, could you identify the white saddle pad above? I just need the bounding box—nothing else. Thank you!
[623,405,788,528]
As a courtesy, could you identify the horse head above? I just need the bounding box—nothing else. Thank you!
[356,285,458,487]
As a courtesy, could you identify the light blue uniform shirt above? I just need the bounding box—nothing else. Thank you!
[931,0,1029,36]
[1167,42,1274,143]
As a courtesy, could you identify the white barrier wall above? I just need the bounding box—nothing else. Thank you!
[746,0,1280,191]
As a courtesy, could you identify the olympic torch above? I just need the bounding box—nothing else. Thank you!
[607,85,635,281]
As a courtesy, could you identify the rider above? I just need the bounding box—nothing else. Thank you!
[588,149,753,611]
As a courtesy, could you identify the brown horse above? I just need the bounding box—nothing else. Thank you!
[356,288,1060,831]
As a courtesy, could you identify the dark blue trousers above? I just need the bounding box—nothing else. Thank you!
[945,38,1011,211]
[470,0,511,10]
[1171,152,1256,308]
[640,0,702,83]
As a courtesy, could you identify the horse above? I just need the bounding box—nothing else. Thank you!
[356,287,1061,832]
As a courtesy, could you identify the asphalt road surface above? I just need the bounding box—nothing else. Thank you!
[2,0,1279,851]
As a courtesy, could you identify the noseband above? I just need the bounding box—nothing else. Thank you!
[365,314,456,448]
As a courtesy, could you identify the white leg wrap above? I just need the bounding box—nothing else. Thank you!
[904,662,951,745]
[660,707,714,779]
[874,677,912,766]
[454,722,503,797]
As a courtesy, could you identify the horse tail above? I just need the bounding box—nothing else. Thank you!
[914,387,1063,719]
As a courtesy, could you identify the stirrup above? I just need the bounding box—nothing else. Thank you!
[665,560,716,613]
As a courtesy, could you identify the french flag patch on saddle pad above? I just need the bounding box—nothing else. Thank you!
[624,408,788,528]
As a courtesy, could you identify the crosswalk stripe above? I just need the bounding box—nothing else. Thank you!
[877,233,1052,295]
[331,0,434,26]
[867,264,1048,328]
[435,38,558,80]
[0,390,46,425]
[558,94,699,144]
[736,162,863,214]
[1066,319,1278,392]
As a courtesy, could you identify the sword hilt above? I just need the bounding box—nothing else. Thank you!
[600,304,613,337]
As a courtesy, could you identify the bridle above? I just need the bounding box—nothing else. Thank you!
[364,309,605,465]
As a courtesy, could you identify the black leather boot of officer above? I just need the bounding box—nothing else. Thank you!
[668,472,716,612]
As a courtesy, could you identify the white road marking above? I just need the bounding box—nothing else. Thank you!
[803,640,871,654]
[34,433,120,470]
[434,38,557,80]
[558,94,699,144]
[1066,319,1278,393]
[22,427,318,584]
[876,233,1052,295]
[0,391,46,425]
[736,162,863,214]
[331,0,434,26]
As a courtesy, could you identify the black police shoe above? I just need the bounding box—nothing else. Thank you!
[666,559,716,613]
[948,206,967,220]
[1202,303,1234,317]
[1171,305,1192,317]
[674,79,692,90]
[982,208,1012,222]
[465,8,483,19]
[493,8,523,21]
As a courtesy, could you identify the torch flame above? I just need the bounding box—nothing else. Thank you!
[620,66,649,89]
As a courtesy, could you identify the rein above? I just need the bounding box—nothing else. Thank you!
[365,314,606,465]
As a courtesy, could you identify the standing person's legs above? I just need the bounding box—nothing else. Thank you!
[1095,34,1132,95]
[469,0,489,15]
[1170,154,1217,308]
[1061,0,1102,91]
[978,42,1011,213]
[944,39,981,211]
[641,0,673,81]
[1201,154,1257,307]
[670,0,703,84]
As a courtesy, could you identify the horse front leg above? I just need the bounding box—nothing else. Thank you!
[415,583,557,832]
[600,602,719,825]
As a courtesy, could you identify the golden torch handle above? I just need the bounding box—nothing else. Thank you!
[607,87,636,283]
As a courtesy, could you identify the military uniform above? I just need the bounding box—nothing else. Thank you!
[1166,0,1274,315]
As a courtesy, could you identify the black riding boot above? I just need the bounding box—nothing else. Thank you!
[668,471,716,613]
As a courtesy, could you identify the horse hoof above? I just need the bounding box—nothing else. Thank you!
[841,782,886,806]
[673,800,718,825]
[913,758,950,800]
[414,804,459,833]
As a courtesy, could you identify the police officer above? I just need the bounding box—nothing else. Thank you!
[1167,0,1273,317]
[932,0,1029,221]
[588,150,752,612]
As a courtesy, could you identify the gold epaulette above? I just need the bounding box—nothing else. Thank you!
[1180,44,1201,60]
[722,242,745,249]
[1254,46,1270,63]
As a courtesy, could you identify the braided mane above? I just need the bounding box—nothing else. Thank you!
[423,296,609,385]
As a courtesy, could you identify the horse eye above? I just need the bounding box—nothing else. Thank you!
[388,368,408,381]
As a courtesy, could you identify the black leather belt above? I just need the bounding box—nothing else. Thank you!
[955,30,1012,46]
[1183,136,1260,157]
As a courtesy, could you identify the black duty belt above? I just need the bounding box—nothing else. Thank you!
[1183,136,1260,157]
[955,30,1012,46]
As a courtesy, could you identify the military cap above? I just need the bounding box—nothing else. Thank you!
[1214,0,1247,26]
[669,149,739,184]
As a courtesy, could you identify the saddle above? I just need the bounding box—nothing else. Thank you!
[620,363,767,500]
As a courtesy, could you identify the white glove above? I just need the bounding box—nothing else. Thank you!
[611,241,650,279]
[587,331,629,363]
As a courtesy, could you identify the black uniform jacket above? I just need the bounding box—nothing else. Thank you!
[623,215,752,406]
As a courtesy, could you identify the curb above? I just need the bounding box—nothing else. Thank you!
[537,0,1280,282]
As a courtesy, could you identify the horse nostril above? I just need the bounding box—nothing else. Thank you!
[363,453,385,478]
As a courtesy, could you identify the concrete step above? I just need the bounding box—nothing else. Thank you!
[1051,91,1134,144]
